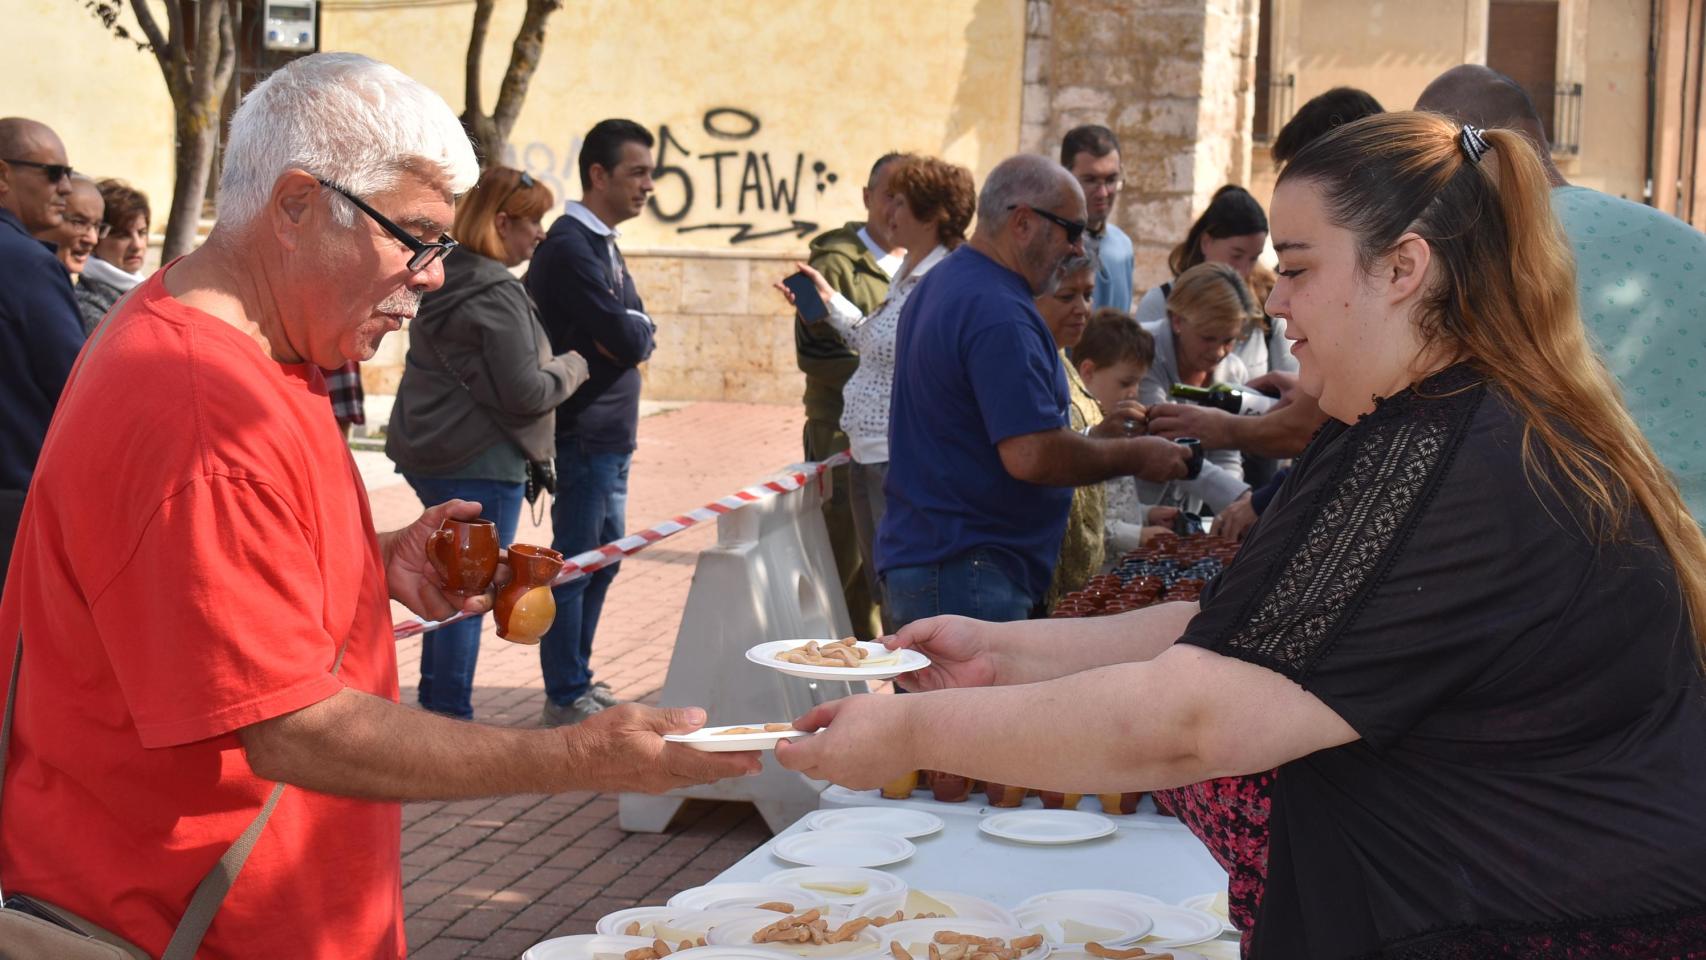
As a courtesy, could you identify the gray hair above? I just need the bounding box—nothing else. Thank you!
[976,153,1081,235]
[1044,252,1099,295]
[216,53,479,229]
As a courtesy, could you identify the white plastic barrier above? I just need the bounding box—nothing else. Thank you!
[619,463,861,833]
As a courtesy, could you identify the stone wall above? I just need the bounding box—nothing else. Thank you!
[1021,0,1260,292]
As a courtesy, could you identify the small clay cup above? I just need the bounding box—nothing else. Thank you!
[1097,792,1143,815]
[880,770,921,800]
[494,543,565,644]
[1038,791,1083,810]
[427,518,499,594]
[927,771,972,803]
[985,783,1027,808]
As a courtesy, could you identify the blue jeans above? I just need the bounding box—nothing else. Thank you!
[541,443,630,706]
[404,475,525,719]
[881,548,1035,629]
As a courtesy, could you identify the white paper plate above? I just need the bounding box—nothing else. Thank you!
[671,948,815,960]
[887,891,1019,927]
[1129,904,1224,948]
[876,918,1049,960]
[664,910,791,938]
[803,807,944,839]
[1016,890,1164,912]
[1013,901,1153,947]
[977,810,1116,845]
[664,723,808,752]
[762,867,908,907]
[1177,894,1237,937]
[523,934,655,960]
[1050,949,1210,960]
[705,911,885,959]
[668,882,828,913]
[596,906,685,937]
[772,830,915,868]
[747,640,931,682]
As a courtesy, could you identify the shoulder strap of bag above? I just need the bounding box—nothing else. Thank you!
[3,631,350,959]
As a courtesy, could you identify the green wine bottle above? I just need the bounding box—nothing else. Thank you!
[1168,382,1277,417]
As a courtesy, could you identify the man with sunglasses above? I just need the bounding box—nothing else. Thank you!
[877,154,1191,629]
[0,116,85,597]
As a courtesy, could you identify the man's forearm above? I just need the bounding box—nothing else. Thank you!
[1001,430,1174,487]
[1226,402,1326,459]
[240,688,573,801]
[990,601,1198,685]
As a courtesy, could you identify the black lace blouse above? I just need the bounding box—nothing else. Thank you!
[1178,364,1706,959]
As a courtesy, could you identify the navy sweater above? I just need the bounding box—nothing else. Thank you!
[526,212,654,455]
[0,207,85,490]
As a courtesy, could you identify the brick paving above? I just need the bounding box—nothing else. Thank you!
[366,401,807,958]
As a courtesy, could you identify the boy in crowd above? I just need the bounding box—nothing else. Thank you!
[1072,309,1176,554]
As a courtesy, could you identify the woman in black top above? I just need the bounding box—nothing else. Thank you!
[386,166,587,719]
[773,112,1706,958]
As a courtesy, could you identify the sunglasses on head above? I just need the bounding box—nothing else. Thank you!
[1009,203,1087,245]
[5,158,74,183]
[496,171,536,213]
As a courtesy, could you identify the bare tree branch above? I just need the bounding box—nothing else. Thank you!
[188,0,223,104]
[212,0,237,95]
[129,0,173,76]
[465,0,494,121]
[491,0,563,146]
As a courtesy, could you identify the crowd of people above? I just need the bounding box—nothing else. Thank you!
[0,48,1703,959]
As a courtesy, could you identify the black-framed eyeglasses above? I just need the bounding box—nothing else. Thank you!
[317,178,457,273]
[1009,204,1087,246]
[64,214,110,239]
[5,158,74,183]
[496,171,536,214]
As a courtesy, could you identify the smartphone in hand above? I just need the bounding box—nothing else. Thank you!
[783,272,831,324]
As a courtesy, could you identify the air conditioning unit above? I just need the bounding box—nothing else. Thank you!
[263,0,317,52]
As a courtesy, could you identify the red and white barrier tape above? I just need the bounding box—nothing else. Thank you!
[392,451,852,640]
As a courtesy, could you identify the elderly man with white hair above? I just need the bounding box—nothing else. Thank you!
[873,154,1189,629]
[0,53,757,959]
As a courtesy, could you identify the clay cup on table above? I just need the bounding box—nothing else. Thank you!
[494,543,565,644]
[427,517,500,595]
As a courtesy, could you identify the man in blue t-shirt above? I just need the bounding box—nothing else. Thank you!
[878,155,1189,627]
[1062,125,1135,312]
[1418,66,1706,524]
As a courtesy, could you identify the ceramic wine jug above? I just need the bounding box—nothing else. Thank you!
[493,543,564,644]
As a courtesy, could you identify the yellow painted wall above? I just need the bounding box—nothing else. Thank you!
[320,0,1025,253]
[1282,0,1484,112]
[4,0,177,230]
[1566,0,1649,199]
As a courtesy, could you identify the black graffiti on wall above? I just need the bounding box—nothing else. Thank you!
[648,107,840,243]
[506,108,842,246]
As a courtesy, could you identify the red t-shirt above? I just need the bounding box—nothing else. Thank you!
[0,268,405,957]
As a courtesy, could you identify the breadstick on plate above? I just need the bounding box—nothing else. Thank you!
[1085,943,1160,960]
[890,945,913,960]
[1009,935,1043,952]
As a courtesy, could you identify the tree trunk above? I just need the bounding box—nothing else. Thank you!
[461,0,561,167]
[162,89,222,260]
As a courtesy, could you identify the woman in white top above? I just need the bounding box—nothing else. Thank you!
[1137,262,1263,515]
[777,155,977,631]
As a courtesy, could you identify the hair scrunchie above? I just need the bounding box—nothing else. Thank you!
[1459,125,1491,164]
